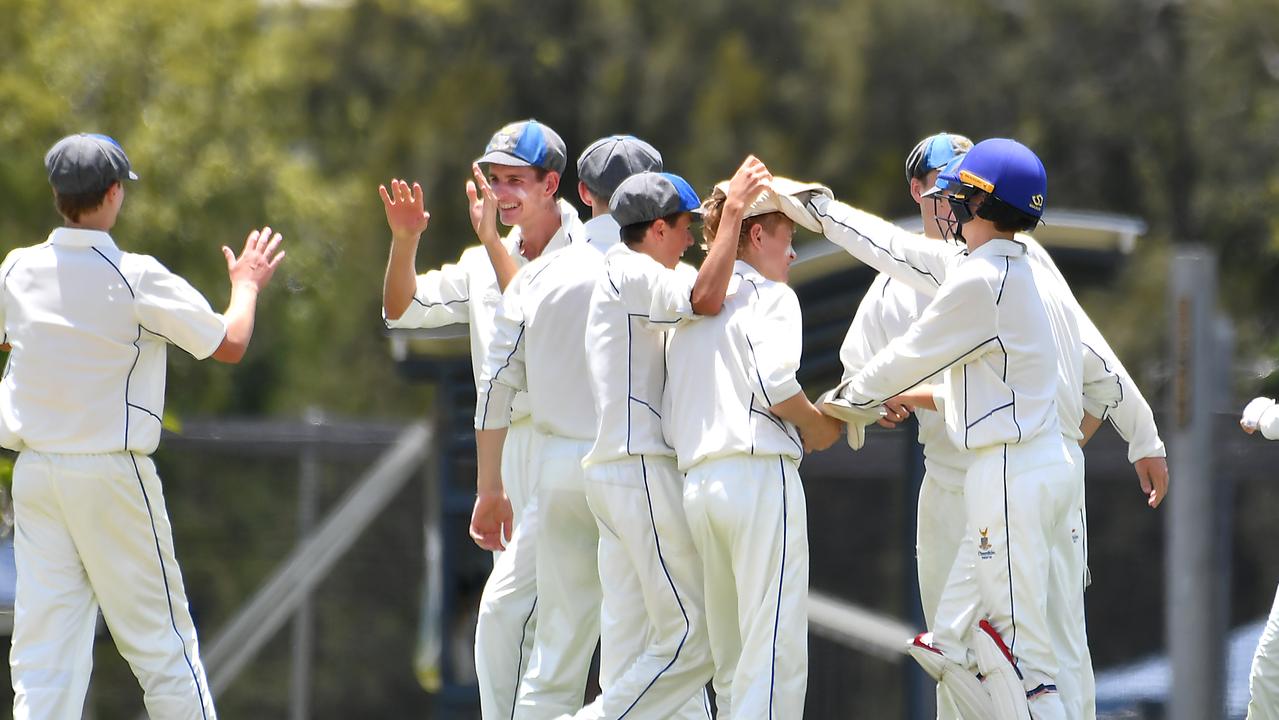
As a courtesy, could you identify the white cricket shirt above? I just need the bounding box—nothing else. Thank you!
[580,240,698,467]
[0,228,228,455]
[811,194,1061,451]
[473,213,615,440]
[664,261,805,471]
[821,196,1164,462]
[386,198,584,424]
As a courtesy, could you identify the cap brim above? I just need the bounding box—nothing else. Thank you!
[475,150,533,168]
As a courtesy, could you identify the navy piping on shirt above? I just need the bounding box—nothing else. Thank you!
[480,324,525,429]
[807,202,948,287]
[855,336,1000,411]
[1082,341,1123,421]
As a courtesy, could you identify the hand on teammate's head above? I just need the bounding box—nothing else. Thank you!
[726,155,773,210]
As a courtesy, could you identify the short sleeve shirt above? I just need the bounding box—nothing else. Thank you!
[0,228,227,454]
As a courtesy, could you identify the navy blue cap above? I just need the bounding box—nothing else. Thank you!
[934,138,1047,219]
[45,133,139,195]
[476,119,568,174]
[609,172,701,227]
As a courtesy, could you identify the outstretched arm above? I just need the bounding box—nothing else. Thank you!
[212,226,285,364]
[806,194,964,296]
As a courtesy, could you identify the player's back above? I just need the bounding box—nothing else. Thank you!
[0,230,222,455]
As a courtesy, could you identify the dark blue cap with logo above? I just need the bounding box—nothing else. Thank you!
[609,172,701,227]
[934,138,1047,219]
[476,119,568,175]
[45,133,139,195]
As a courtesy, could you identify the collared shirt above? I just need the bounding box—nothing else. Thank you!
[581,241,698,467]
[473,213,616,440]
[664,261,805,471]
[0,228,227,455]
[386,198,583,423]
[816,196,1162,459]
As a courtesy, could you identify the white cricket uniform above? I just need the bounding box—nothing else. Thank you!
[387,198,583,720]
[474,214,607,720]
[811,195,1076,719]
[831,204,1166,718]
[664,261,810,720]
[1247,402,1279,719]
[2,228,225,720]
[571,240,713,720]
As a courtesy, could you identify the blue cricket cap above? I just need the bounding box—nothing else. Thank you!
[929,138,1047,219]
[609,172,702,227]
[905,132,973,182]
[476,119,568,174]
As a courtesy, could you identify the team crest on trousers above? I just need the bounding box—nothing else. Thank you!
[978,527,996,560]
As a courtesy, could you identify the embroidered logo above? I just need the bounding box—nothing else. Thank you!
[978,528,996,560]
[1030,194,1044,211]
[1071,527,1080,545]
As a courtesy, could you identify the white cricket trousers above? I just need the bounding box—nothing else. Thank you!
[915,461,968,720]
[1247,582,1279,719]
[932,433,1081,720]
[476,418,542,720]
[683,454,808,720]
[574,455,713,720]
[10,450,216,720]
[514,435,600,720]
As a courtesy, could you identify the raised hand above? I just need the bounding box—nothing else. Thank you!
[466,163,501,246]
[222,226,285,291]
[379,179,431,242]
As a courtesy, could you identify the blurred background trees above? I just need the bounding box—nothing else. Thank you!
[1,0,1278,715]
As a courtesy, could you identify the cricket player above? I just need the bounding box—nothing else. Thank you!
[4,133,284,719]
[1241,396,1279,718]
[568,159,772,720]
[663,174,843,719]
[803,139,1082,719]
[471,136,682,719]
[839,132,1168,719]
[380,119,584,719]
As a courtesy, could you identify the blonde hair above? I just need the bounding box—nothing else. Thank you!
[700,192,786,257]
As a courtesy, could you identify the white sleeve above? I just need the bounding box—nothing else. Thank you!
[741,286,805,408]
[846,271,999,408]
[618,259,695,328]
[0,248,21,344]
[1260,405,1279,440]
[840,276,896,384]
[1080,341,1123,420]
[808,194,963,296]
[385,249,474,329]
[474,274,526,431]
[133,257,228,360]
[1027,238,1166,461]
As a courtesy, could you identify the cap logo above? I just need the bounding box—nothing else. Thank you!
[958,170,994,193]
[1030,194,1044,211]
[486,123,523,154]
